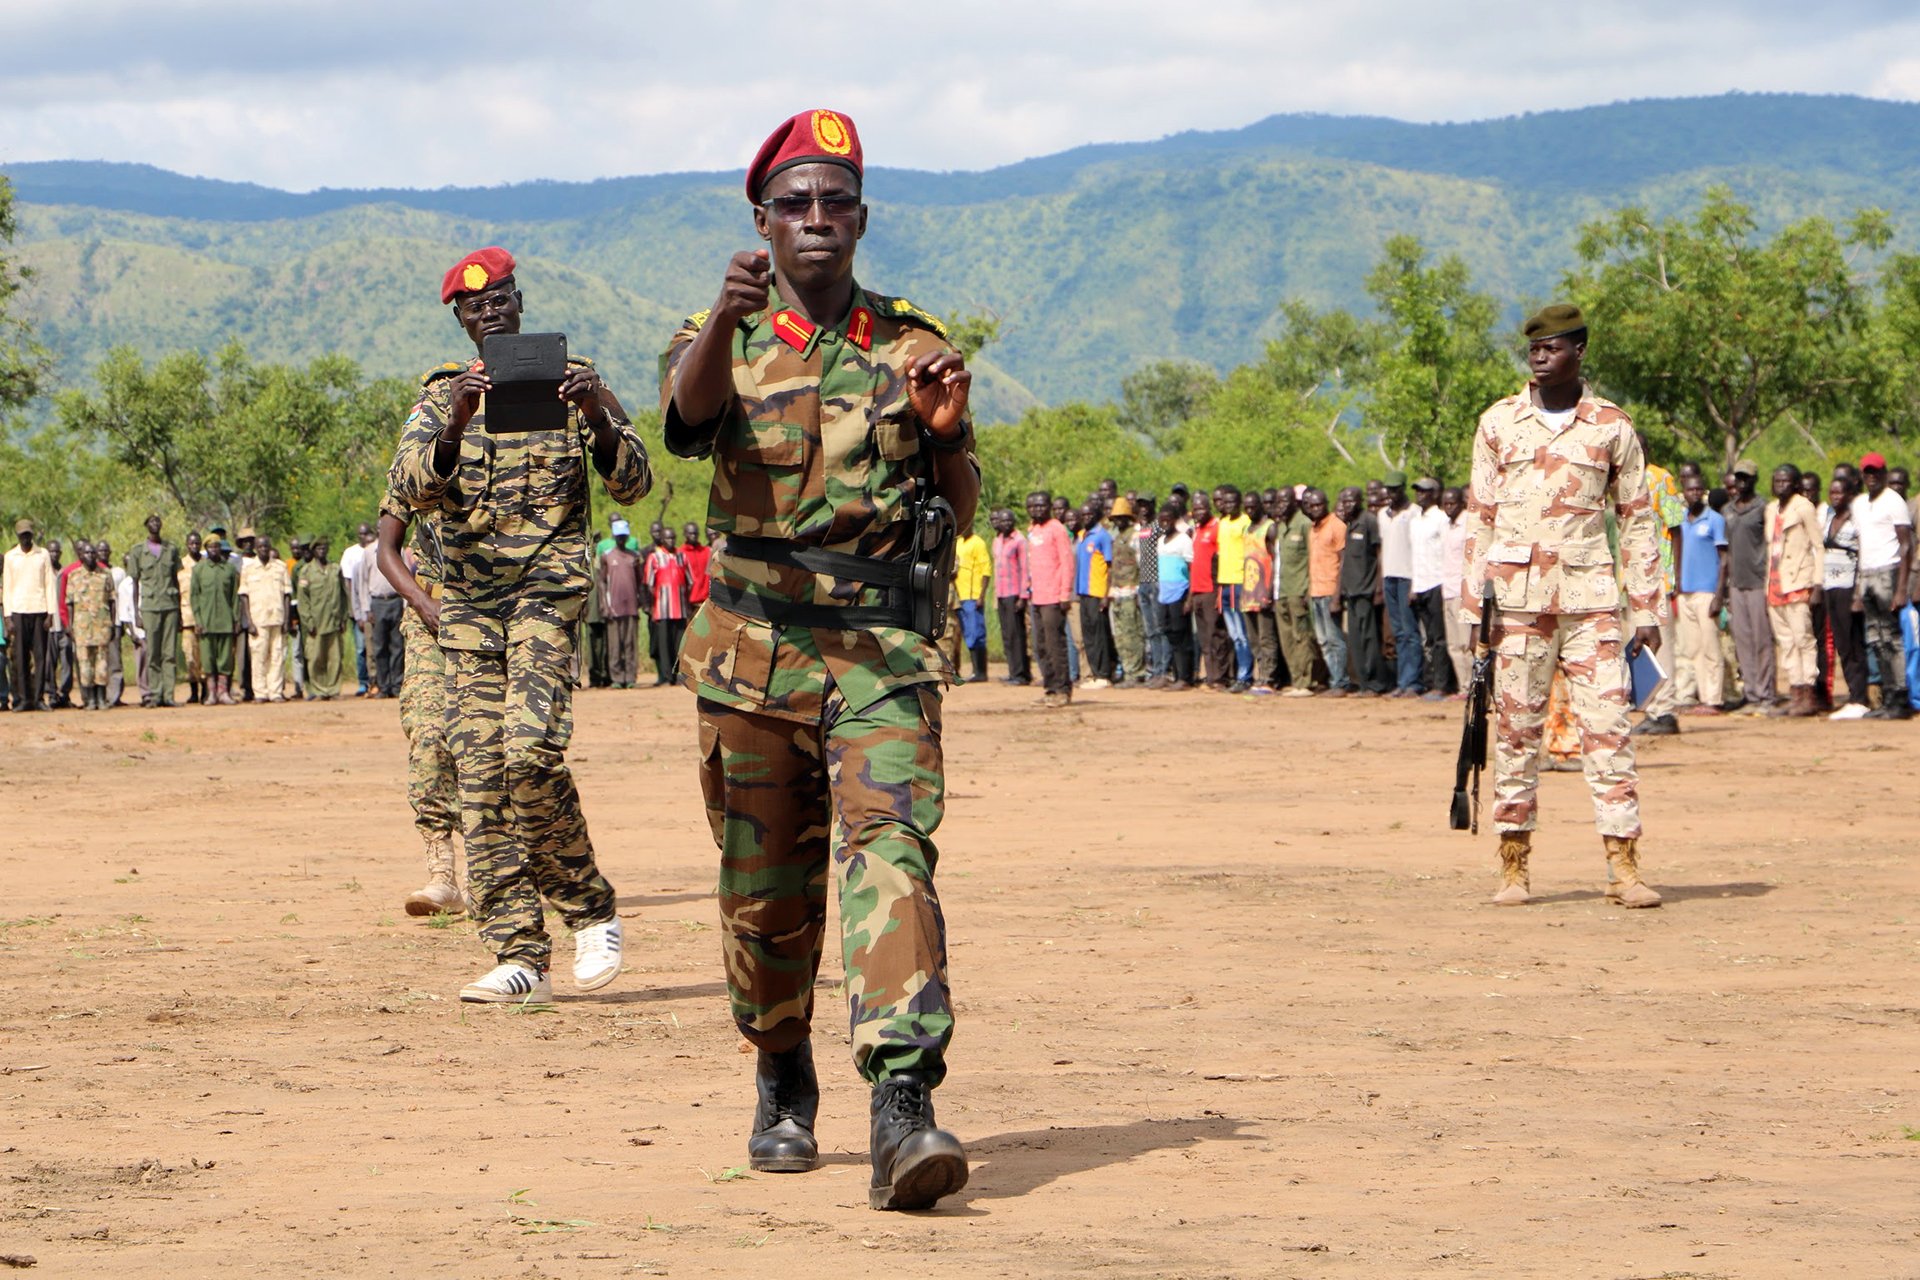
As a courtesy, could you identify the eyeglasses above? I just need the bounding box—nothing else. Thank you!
[761,195,862,222]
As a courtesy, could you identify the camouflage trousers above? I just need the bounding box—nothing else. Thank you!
[400,610,457,840]
[1492,610,1641,838]
[449,626,616,971]
[75,642,109,687]
[696,686,953,1085]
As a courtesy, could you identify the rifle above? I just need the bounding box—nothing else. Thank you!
[1449,586,1496,833]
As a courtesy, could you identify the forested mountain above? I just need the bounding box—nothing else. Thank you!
[8,93,1919,421]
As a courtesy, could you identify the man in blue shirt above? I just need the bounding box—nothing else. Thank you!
[1152,502,1195,688]
[1074,503,1115,688]
[1675,473,1729,713]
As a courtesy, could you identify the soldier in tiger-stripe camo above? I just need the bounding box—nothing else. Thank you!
[388,246,652,1005]
[661,109,976,1211]
[1462,303,1666,911]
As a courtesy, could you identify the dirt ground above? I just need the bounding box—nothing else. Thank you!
[2,678,1917,1279]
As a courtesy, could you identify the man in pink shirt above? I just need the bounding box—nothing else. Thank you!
[1024,490,1075,707]
[990,507,1032,685]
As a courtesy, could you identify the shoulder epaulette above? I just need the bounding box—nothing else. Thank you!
[419,360,466,387]
[867,294,949,339]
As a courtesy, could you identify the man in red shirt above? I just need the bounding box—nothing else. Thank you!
[681,522,712,607]
[1188,492,1228,689]
[645,528,691,687]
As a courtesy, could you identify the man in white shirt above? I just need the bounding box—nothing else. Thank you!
[1378,471,1423,695]
[1407,477,1455,698]
[101,539,134,707]
[1438,487,1472,694]
[1851,452,1913,720]
[338,523,375,696]
[2,519,57,711]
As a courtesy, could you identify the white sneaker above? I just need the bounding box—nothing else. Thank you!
[572,918,623,991]
[459,963,551,1004]
[1829,703,1870,721]
[1082,678,1111,690]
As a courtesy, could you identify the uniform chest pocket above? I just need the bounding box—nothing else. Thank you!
[870,402,920,462]
[733,416,806,467]
[524,441,584,510]
[1553,454,1611,512]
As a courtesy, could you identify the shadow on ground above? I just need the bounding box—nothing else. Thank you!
[616,891,713,910]
[1525,881,1778,906]
[962,1113,1258,1201]
[555,980,729,1005]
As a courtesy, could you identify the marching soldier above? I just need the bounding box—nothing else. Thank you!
[661,110,975,1210]
[1463,304,1664,909]
[374,495,464,918]
[389,246,652,1003]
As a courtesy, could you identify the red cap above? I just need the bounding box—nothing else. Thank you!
[1860,451,1888,471]
[441,246,516,304]
[745,110,862,202]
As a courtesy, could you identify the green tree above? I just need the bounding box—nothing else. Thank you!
[1167,303,1384,490]
[55,341,412,543]
[1115,359,1219,452]
[1564,187,1886,472]
[1364,236,1514,481]
[975,402,1168,525]
[0,174,47,419]
[943,308,1003,362]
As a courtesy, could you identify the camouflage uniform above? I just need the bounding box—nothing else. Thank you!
[380,490,458,845]
[1464,382,1665,837]
[388,357,652,971]
[661,285,969,1084]
[67,564,117,686]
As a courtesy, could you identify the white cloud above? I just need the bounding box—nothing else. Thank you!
[0,0,1916,189]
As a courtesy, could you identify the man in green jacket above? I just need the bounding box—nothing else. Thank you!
[125,513,184,707]
[294,537,348,700]
[190,537,241,705]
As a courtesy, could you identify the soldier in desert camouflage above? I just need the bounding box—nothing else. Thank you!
[1463,304,1665,910]
[374,494,464,919]
[660,110,975,1211]
[389,246,653,1004]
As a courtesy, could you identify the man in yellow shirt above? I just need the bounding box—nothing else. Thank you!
[1213,485,1254,691]
[954,525,991,683]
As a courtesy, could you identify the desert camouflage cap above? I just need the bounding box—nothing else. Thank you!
[1524,303,1586,340]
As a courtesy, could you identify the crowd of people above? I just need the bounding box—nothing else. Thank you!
[0,511,719,710]
[7,456,1917,722]
[939,453,1919,725]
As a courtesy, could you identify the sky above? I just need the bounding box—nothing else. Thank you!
[3,0,1919,192]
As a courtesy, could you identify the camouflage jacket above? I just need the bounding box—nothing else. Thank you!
[1463,382,1665,628]
[66,565,117,646]
[377,486,445,595]
[387,355,652,652]
[658,283,977,723]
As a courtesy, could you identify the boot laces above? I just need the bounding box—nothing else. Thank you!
[880,1079,930,1126]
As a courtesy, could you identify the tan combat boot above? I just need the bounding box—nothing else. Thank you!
[1491,831,1532,906]
[1603,836,1662,908]
[405,832,467,916]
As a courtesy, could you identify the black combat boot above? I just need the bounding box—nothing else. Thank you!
[747,1041,819,1173]
[868,1071,967,1210]
[968,646,988,683]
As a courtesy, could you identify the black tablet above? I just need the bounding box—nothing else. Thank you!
[481,332,568,432]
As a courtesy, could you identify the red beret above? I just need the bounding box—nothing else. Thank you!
[441,246,516,305]
[745,110,862,202]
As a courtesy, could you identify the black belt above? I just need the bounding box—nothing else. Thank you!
[722,536,909,590]
[712,536,912,631]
